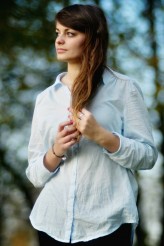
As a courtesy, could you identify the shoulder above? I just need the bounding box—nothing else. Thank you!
[35,84,55,104]
[35,72,66,104]
[104,66,137,84]
[103,66,144,98]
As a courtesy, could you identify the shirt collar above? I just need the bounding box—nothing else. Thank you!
[53,72,67,90]
[102,66,113,85]
[53,68,110,90]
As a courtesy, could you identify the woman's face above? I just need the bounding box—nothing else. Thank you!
[55,22,86,64]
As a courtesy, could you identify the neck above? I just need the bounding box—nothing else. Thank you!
[62,63,81,89]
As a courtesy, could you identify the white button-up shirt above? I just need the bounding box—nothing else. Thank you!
[26,67,158,243]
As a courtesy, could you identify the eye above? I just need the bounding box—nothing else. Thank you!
[67,32,75,37]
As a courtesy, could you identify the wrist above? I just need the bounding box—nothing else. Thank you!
[96,129,120,153]
[52,144,66,160]
[93,125,105,144]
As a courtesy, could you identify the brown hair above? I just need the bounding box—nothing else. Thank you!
[55,4,109,119]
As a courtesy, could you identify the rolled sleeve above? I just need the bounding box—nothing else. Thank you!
[103,132,158,170]
[103,81,158,170]
[26,95,59,187]
[26,155,59,188]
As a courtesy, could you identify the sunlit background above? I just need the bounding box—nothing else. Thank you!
[0,0,164,246]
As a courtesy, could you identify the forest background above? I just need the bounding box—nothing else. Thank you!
[0,0,163,246]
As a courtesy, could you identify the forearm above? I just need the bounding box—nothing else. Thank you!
[43,147,63,172]
[94,126,120,153]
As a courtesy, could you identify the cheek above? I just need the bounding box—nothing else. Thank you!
[75,36,85,50]
[79,39,85,49]
[70,43,84,56]
[75,42,85,54]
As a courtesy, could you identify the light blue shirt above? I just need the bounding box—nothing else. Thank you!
[26,67,158,243]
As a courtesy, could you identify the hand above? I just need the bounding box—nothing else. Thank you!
[68,108,120,152]
[53,120,80,156]
[68,108,101,142]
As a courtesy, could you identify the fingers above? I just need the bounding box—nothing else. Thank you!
[54,115,82,155]
[68,108,87,132]
[77,112,84,120]
[57,119,80,143]
[64,124,76,132]
[54,126,80,155]
[58,120,74,132]
[68,107,89,120]
[81,108,89,115]
[67,107,95,138]
[62,130,80,144]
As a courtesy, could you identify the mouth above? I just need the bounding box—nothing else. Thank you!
[56,49,67,53]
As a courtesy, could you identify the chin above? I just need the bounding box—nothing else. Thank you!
[56,56,68,62]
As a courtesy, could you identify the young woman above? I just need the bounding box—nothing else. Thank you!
[26,4,158,246]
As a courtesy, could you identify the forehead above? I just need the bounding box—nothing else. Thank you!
[56,22,74,31]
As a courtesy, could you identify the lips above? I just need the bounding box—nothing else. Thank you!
[56,48,67,53]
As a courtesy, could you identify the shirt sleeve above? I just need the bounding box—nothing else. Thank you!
[103,80,158,170]
[26,95,59,188]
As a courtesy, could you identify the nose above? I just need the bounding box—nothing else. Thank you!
[55,34,65,45]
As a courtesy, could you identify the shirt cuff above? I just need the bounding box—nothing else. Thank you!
[36,155,60,185]
[103,132,122,157]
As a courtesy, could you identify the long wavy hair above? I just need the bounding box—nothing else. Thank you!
[55,4,109,119]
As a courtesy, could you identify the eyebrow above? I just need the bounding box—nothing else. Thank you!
[56,27,72,31]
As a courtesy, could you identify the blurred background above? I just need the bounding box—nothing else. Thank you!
[0,0,163,245]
